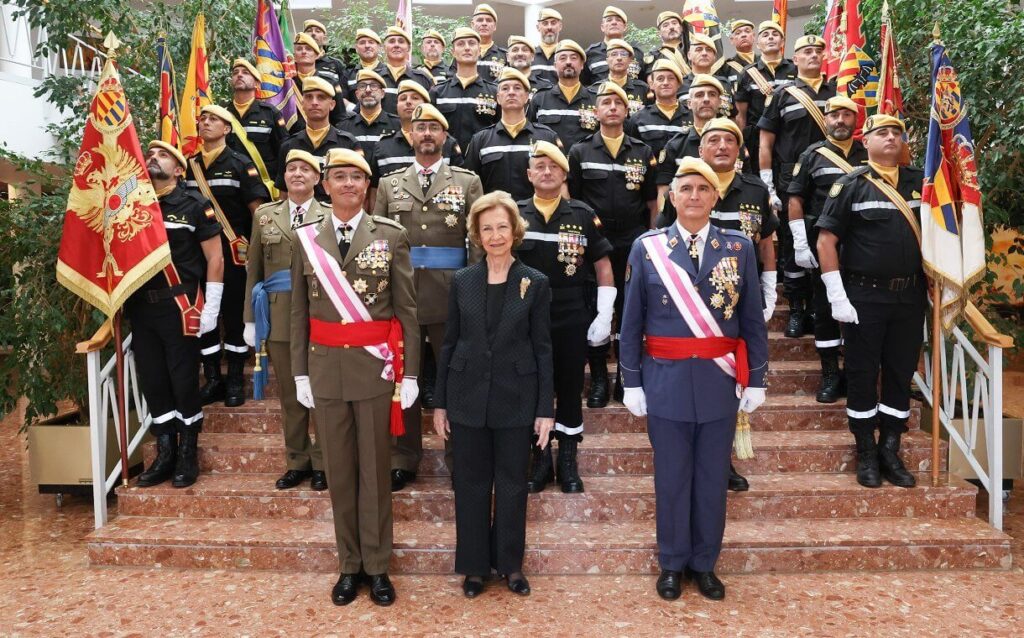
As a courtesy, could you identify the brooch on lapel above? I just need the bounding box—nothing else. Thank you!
[520,277,531,299]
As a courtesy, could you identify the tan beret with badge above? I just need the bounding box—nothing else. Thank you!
[398,79,430,101]
[356,68,387,88]
[324,148,372,176]
[603,6,627,22]
[383,26,411,43]
[199,104,235,127]
[701,117,744,146]
[689,74,725,97]
[596,81,629,106]
[657,11,682,27]
[497,67,531,91]
[355,28,382,44]
[507,35,533,50]
[231,58,261,83]
[412,103,449,130]
[294,32,322,56]
[421,29,446,47]
[674,156,721,191]
[303,19,327,33]
[285,149,321,173]
[300,75,336,97]
[554,39,586,60]
[606,39,634,57]
[531,140,569,173]
[863,113,906,135]
[473,3,497,19]
[758,20,784,36]
[148,140,187,168]
[730,19,755,31]
[650,58,684,84]
[538,8,562,21]
[794,35,826,51]
[452,27,481,43]
[825,96,860,114]
[689,32,717,51]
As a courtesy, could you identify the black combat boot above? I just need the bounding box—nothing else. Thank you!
[587,355,609,408]
[556,438,585,493]
[785,298,808,338]
[878,429,917,488]
[172,429,200,488]
[526,443,554,493]
[199,354,225,405]
[852,430,882,488]
[224,352,247,407]
[136,432,177,487]
[816,352,844,403]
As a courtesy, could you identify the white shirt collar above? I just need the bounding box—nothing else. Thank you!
[289,197,314,217]
[332,211,363,236]
[412,157,444,175]
[676,221,711,244]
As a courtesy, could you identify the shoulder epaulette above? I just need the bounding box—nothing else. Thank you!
[254,200,279,213]
[638,227,668,240]
[372,215,403,229]
[449,165,477,176]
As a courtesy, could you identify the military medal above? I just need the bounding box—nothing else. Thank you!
[259,214,269,226]
[445,213,458,228]
[624,158,646,191]
[353,278,368,294]
[710,238,720,250]
[476,94,498,116]
[363,292,378,306]
[579,105,598,130]
[377,278,389,292]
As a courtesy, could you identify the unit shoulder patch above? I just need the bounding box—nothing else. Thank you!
[829,182,844,198]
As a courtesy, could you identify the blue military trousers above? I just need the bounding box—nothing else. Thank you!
[647,414,736,572]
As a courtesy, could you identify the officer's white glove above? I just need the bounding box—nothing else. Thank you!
[760,169,782,211]
[399,377,419,410]
[789,219,819,269]
[738,386,767,413]
[243,322,256,348]
[622,387,647,417]
[587,286,617,346]
[199,282,223,336]
[294,375,315,409]
[760,271,778,322]
[822,270,859,324]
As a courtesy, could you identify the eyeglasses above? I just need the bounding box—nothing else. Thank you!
[355,83,382,92]
[608,51,631,59]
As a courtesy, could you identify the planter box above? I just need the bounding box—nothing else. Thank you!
[921,405,1023,482]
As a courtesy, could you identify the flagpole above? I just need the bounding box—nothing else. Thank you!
[930,22,942,488]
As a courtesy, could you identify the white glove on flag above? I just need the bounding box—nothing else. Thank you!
[789,219,819,269]
[243,322,256,348]
[587,286,617,346]
[399,377,419,409]
[622,387,648,417]
[199,282,223,336]
[294,375,315,409]
[760,271,778,322]
[738,387,766,413]
[822,270,859,324]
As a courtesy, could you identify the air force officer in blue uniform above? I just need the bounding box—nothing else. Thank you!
[619,157,769,601]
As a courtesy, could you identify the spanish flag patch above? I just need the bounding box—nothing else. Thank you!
[246,166,259,177]
[204,206,216,219]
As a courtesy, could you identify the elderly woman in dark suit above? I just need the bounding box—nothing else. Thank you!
[433,190,554,599]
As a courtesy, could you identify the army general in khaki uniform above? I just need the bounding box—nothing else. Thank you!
[372,104,484,491]
[290,148,420,606]
[244,150,329,491]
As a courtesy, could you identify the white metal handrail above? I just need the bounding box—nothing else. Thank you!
[913,312,1006,530]
[83,332,152,529]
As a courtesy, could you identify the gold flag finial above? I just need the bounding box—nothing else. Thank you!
[932,22,942,44]
[103,32,122,56]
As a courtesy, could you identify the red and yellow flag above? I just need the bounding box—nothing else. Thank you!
[876,0,904,118]
[822,0,864,81]
[771,0,787,34]
[57,53,171,318]
[156,34,181,148]
[180,13,211,156]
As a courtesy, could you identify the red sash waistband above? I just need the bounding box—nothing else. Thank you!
[645,335,749,388]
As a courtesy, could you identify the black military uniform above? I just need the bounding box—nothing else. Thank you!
[343,62,389,104]
[128,183,221,486]
[528,84,598,150]
[379,65,435,114]
[568,132,657,403]
[185,147,270,406]
[449,42,506,81]
[758,77,836,334]
[590,77,650,117]
[370,130,463,188]
[276,126,360,200]
[640,43,689,79]
[816,163,925,487]
[429,75,500,150]
[315,55,347,92]
[721,53,756,88]
[734,58,797,171]
[624,103,688,157]
[657,125,755,191]
[788,138,868,399]
[418,60,448,84]
[583,41,645,85]
[463,120,562,201]
[340,110,402,168]
[532,46,558,85]
[679,72,738,119]
[225,100,290,183]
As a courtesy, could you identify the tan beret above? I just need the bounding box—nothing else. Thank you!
[657,11,682,27]
[701,117,743,146]
[674,156,721,190]
[300,75,336,97]
[689,74,725,96]
[730,19,755,31]
[538,8,562,21]
[758,20,784,36]
[421,29,446,47]
[606,39,634,56]
[497,67,530,91]
[650,58,684,84]
[473,3,497,19]
[303,19,327,33]
[689,32,717,51]
[452,27,481,43]
[383,26,411,43]
[355,28,382,44]
[863,113,906,135]
[285,149,321,173]
[294,32,322,56]
[323,148,371,176]
[356,68,387,87]
[794,35,826,51]
[397,80,430,101]
[148,140,186,168]
[530,140,569,173]
[825,96,860,114]
[231,58,261,83]
[507,35,533,50]
[596,81,629,106]
[603,6,627,22]
[412,103,449,130]
[199,104,235,127]
[554,39,586,59]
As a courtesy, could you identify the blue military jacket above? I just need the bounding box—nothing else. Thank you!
[619,223,769,423]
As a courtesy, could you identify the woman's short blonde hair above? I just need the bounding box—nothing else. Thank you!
[467,190,528,248]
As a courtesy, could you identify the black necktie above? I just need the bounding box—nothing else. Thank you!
[688,234,700,271]
[338,224,351,258]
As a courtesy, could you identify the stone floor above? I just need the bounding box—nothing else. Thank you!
[2,402,1023,637]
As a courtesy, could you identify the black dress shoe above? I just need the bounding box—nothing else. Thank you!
[728,464,749,492]
[276,469,312,490]
[462,576,484,598]
[656,569,682,600]
[331,573,359,606]
[391,469,416,492]
[686,568,725,600]
[369,574,396,606]
[506,573,531,596]
[310,470,328,491]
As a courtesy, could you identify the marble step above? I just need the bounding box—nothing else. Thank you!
[148,430,944,477]
[87,515,1012,574]
[116,472,977,523]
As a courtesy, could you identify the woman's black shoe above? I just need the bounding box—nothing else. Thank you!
[462,576,484,598]
[506,573,530,596]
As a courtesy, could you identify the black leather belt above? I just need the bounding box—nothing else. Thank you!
[144,282,197,303]
[846,271,920,292]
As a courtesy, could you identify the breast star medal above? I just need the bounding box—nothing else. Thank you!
[353,278,368,294]
[444,213,459,228]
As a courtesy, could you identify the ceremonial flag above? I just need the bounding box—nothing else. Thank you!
[156,35,181,148]
[771,0,787,34]
[876,0,905,117]
[254,0,302,129]
[57,54,171,317]
[396,0,412,33]
[278,0,295,55]
[180,13,211,156]
[921,41,986,328]
[823,0,864,81]
[837,45,877,137]
[682,0,724,56]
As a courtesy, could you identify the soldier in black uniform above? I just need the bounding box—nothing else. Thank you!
[303,19,346,92]
[463,68,561,201]
[590,39,649,117]
[185,105,270,408]
[679,33,736,119]
[722,19,757,86]
[418,30,448,84]
[568,81,658,407]
[343,29,384,105]
[757,34,835,339]
[277,76,361,201]
[532,8,563,85]
[225,59,289,192]
[340,69,401,163]
[506,35,551,94]
[431,27,499,150]
[378,26,435,114]
[464,4,507,81]
[641,11,689,79]
[788,96,868,404]
[528,39,597,150]
[584,6,645,85]
[815,114,923,490]
[625,58,687,158]
[293,33,348,128]
[132,141,224,489]
[517,141,614,493]
[735,21,797,177]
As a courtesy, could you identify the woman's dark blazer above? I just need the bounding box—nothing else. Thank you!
[433,259,554,429]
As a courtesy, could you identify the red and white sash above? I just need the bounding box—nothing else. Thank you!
[295,223,395,381]
[641,233,737,379]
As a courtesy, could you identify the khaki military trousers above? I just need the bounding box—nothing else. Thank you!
[267,340,322,471]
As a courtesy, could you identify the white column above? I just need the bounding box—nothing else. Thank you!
[523,2,542,42]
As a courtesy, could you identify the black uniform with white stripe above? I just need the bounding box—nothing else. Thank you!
[527,84,598,150]
[275,126,360,200]
[429,75,500,150]
[225,100,290,183]
[532,46,558,84]
[378,65,435,114]
[624,103,688,157]
[583,41,645,85]
[127,185,220,435]
[734,58,797,171]
[369,130,463,188]
[462,120,562,201]
[516,196,612,441]
[815,164,925,438]
[339,110,402,169]
[589,77,650,117]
